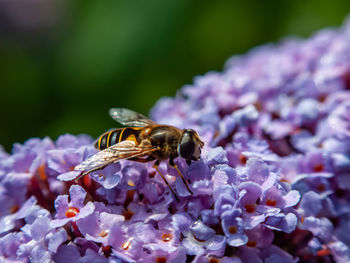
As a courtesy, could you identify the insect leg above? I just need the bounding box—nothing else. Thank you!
[169,157,193,195]
[153,160,179,201]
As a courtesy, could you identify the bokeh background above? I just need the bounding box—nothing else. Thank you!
[1,0,350,152]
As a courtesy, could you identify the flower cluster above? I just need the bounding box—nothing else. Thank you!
[2,18,350,263]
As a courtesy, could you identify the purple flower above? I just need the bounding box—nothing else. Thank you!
[50,185,95,228]
[3,16,350,263]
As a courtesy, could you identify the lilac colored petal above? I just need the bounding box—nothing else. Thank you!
[144,213,168,224]
[102,173,122,189]
[76,211,99,238]
[187,198,208,219]
[227,233,248,247]
[53,245,81,263]
[212,169,228,190]
[111,249,136,263]
[30,216,51,241]
[221,257,243,263]
[238,246,263,263]
[171,213,193,232]
[299,216,333,240]
[57,170,81,181]
[238,181,262,205]
[246,158,270,184]
[298,191,323,217]
[233,105,259,127]
[3,172,31,205]
[53,195,69,218]
[282,190,301,207]
[0,232,22,258]
[192,180,213,195]
[264,213,298,233]
[205,235,226,256]
[167,246,187,263]
[190,220,216,241]
[81,248,108,263]
[15,196,37,219]
[214,164,238,185]
[206,147,228,166]
[69,185,86,208]
[332,153,350,173]
[175,174,192,197]
[50,218,70,228]
[264,245,298,263]
[75,237,100,253]
[128,222,157,244]
[139,182,162,204]
[76,201,95,220]
[91,163,121,188]
[182,237,206,256]
[200,209,219,226]
[242,213,266,230]
[329,241,350,263]
[214,185,240,218]
[256,205,280,216]
[1,208,30,234]
[246,225,274,248]
[186,160,210,181]
[48,228,68,253]
[260,172,277,192]
[30,244,52,263]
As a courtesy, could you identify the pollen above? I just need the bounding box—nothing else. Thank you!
[239,154,248,165]
[127,180,135,187]
[123,209,134,221]
[65,207,80,218]
[161,233,172,242]
[228,226,237,234]
[121,238,133,250]
[266,199,277,206]
[247,240,257,247]
[313,164,324,172]
[99,229,109,237]
[156,257,167,263]
[38,164,47,181]
[317,184,326,192]
[209,258,220,263]
[10,205,19,214]
[244,204,256,213]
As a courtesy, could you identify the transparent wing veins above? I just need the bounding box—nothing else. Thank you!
[74,140,156,180]
[109,108,155,127]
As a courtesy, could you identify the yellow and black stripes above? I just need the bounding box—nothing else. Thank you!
[95,128,142,150]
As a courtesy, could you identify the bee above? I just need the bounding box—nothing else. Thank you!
[74,108,204,200]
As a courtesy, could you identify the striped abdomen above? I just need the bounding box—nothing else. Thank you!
[95,127,142,150]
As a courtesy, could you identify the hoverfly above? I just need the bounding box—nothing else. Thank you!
[74,108,204,200]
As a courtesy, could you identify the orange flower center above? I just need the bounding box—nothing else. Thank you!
[244,204,255,213]
[121,238,132,250]
[313,164,324,172]
[228,226,237,234]
[65,207,80,218]
[161,233,172,242]
[123,210,134,221]
[247,240,257,247]
[156,257,167,263]
[266,199,277,206]
[99,229,109,237]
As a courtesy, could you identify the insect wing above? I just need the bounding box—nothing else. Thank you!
[109,108,155,127]
[74,140,155,178]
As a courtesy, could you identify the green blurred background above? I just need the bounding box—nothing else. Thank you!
[1,0,350,152]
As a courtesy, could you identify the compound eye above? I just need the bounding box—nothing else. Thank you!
[178,133,195,160]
